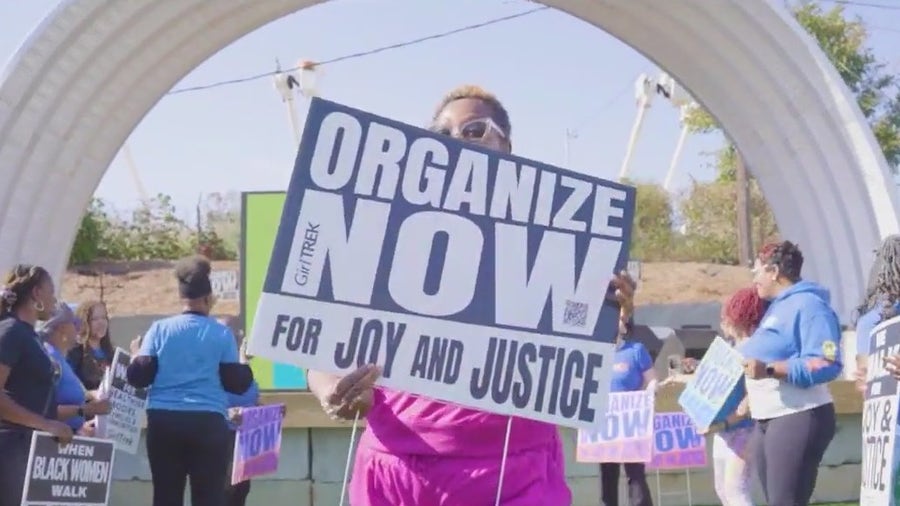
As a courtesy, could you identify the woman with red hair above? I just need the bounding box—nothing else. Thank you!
[708,287,769,506]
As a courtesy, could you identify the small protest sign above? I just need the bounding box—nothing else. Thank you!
[21,433,115,506]
[231,404,285,484]
[246,98,636,430]
[678,337,745,432]
[95,348,148,454]
[576,390,654,463]
[211,270,239,301]
[647,413,707,470]
[860,315,900,504]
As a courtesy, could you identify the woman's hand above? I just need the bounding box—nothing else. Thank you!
[743,359,767,379]
[42,419,74,445]
[129,335,142,356]
[228,407,243,426]
[78,420,96,437]
[612,271,636,321]
[84,399,111,417]
[883,354,900,380]
[323,364,381,421]
[854,365,868,395]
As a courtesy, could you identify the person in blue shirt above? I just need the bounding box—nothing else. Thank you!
[218,315,261,506]
[740,241,842,506]
[853,234,900,505]
[38,303,110,435]
[126,256,254,506]
[600,303,656,506]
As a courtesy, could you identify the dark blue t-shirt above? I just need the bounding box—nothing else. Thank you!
[0,317,58,430]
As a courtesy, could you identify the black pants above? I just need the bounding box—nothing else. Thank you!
[225,430,252,506]
[752,402,836,506]
[146,409,230,506]
[600,462,653,506]
[0,430,31,506]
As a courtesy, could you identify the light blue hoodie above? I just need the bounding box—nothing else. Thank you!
[741,281,842,418]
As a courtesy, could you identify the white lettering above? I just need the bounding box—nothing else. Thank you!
[355,122,406,199]
[308,111,363,191]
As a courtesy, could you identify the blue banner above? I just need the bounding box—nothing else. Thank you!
[246,97,636,429]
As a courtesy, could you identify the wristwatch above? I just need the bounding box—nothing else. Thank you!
[76,406,85,418]
[765,364,776,377]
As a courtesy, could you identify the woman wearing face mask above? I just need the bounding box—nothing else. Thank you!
[305,85,637,506]
[39,303,111,436]
[741,241,842,506]
[126,257,254,506]
[599,316,656,506]
[705,287,768,506]
[0,264,74,506]
[67,300,114,391]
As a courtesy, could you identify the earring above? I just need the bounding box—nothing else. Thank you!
[33,300,44,312]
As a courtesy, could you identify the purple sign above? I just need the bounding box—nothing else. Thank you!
[647,413,707,470]
[577,391,654,463]
[231,404,284,484]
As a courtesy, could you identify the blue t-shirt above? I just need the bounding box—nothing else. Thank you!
[138,313,241,416]
[609,341,653,393]
[227,380,261,430]
[45,343,87,431]
[856,301,900,356]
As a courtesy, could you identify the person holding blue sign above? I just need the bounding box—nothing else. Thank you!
[599,317,656,506]
[304,85,638,506]
[741,241,842,506]
[127,256,254,506]
[38,302,110,436]
[705,287,767,506]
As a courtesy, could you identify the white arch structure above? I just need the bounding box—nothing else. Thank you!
[0,0,897,321]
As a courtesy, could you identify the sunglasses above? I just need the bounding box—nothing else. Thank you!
[430,117,506,141]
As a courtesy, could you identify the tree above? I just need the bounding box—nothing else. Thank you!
[628,182,675,261]
[679,2,899,263]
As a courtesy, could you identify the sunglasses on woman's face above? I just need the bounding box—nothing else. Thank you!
[431,117,506,141]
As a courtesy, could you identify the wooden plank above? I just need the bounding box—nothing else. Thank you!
[263,380,863,428]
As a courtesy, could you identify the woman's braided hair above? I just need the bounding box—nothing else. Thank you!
[856,234,900,323]
[0,264,50,317]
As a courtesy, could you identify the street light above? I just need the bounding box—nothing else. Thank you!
[272,59,319,145]
[617,73,657,181]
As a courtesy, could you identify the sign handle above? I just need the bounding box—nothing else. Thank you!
[493,416,514,506]
[338,411,361,506]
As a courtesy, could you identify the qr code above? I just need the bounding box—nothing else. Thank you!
[563,300,588,327]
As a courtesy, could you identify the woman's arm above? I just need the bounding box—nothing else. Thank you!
[309,366,380,420]
[642,368,658,392]
[770,311,843,387]
[0,365,56,430]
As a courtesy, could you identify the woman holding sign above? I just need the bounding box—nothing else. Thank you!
[706,287,767,506]
[306,85,638,506]
[599,317,656,506]
[0,264,74,506]
[741,241,842,506]
[38,302,111,436]
[127,256,254,506]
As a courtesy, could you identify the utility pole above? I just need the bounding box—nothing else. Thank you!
[735,148,754,266]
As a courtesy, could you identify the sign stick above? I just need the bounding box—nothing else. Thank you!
[338,411,361,506]
[493,416,514,506]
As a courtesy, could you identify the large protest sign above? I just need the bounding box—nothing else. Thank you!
[647,413,707,470]
[576,390,654,462]
[678,337,745,432]
[21,433,115,506]
[242,191,308,390]
[246,98,636,429]
[860,315,900,504]
[95,348,147,454]
[231,404,285,484]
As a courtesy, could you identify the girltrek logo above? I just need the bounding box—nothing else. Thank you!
[289,222,320,287]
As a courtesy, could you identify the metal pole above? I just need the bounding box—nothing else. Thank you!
[618,94,650,181]
[663,122,689,191]
[735,149,754,265]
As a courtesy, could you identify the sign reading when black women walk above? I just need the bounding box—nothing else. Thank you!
[246,98,636,430]
[861,315,900,505]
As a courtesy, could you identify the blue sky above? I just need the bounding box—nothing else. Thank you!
[2,0,899,219]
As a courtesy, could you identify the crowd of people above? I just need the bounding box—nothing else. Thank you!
[0,84,894,506]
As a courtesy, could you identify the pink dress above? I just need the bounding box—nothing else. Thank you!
[350,388,572,506]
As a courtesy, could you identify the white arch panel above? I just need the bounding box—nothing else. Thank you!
[0,0,897,321]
